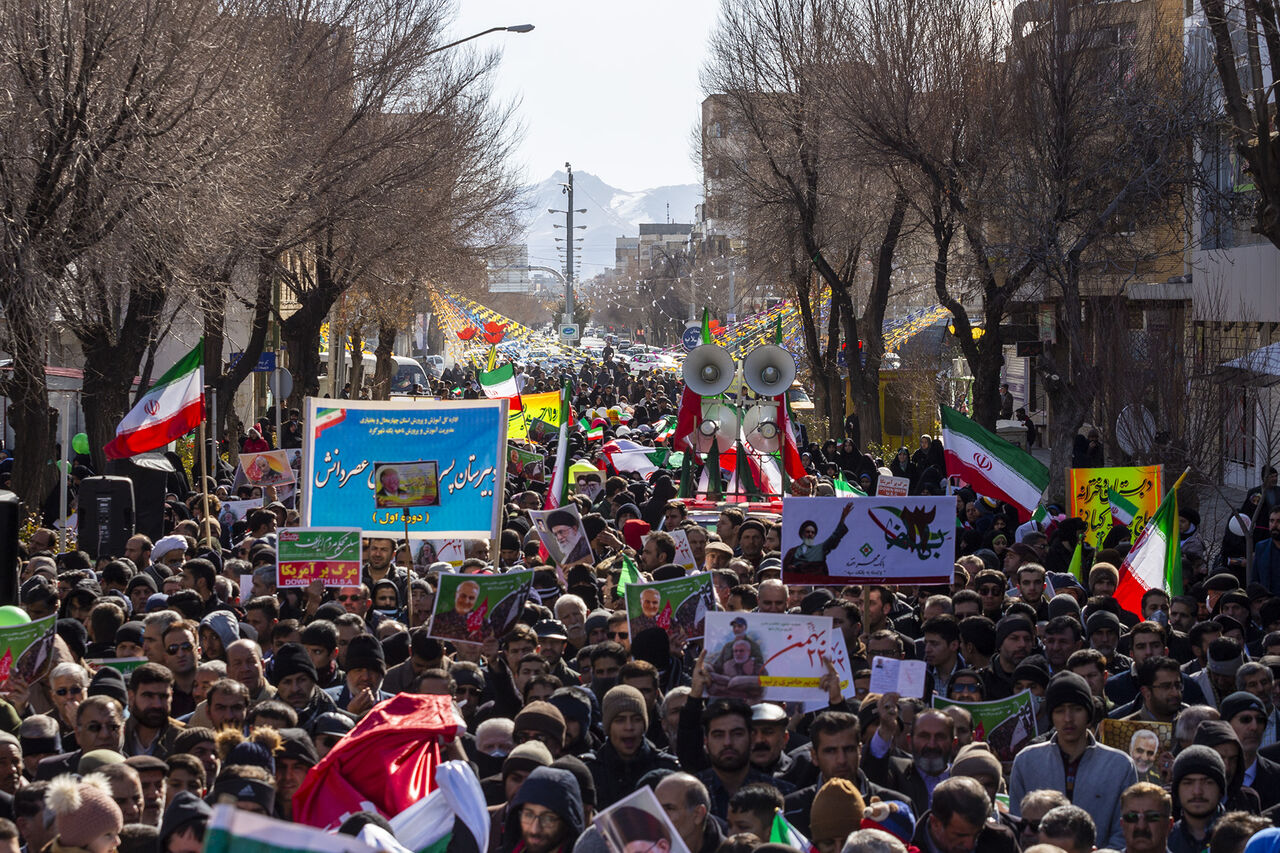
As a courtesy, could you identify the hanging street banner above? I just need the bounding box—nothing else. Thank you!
[1067,465,1163,548]
[275,527,363,588]
[933,690,1038,764]
[624,573,715,642]
[304,398,507,538]
[780,496,956,585]
[703,612,841,704]
[0,614,56,687]
[428,570,533,645]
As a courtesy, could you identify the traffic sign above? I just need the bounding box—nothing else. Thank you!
[559,324,580,342]
[230,351,276,372]
[681,326,702,352]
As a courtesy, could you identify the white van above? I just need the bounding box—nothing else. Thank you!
[319,352,429,397]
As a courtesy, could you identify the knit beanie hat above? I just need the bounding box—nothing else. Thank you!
[602,684,648,732]
[1044,671,1094,717]
[950,742,1003,785]
[47,774,123,848]
[88,667,127,707]
[551,755,596,809]
[269,642,318,686]
[858,800,916,844]
[809,778,866,844]
[344,635,387,675]
[513,701,567,746]
[1218,690,1266,722]
[159,792,212,851]
[502,741,553,778]
[1012,655,1052,689]
[1047,595,1082,622]
[548,690,592,739]
[1172,744,1226,796]
[1085,610,1121,638]
[995,614,1034,648]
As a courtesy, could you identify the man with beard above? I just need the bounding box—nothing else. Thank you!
[501,766,583,853]
[1168,746,1225,853]
[861,702,957,817]
[979,615,1034,700]
[268,643,341,728]
[782,506,853,578]
[544,510,592,567]
[684,697,792,820]
[782,711,907,837]
[1042,616,1084,674]
[1120,656,1186,724]
[361,537,408,602]
[1085,610,1132,675]
[124,665,184,758]
[1128,730,1163,785]
[432,580,484,643]
[1107,624,1206,714]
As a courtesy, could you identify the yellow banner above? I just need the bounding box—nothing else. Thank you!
[508,391,563,441]
[1067,465,1163,549]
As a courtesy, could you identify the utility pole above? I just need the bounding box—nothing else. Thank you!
[564,164,575,324]
[550,162,587,331]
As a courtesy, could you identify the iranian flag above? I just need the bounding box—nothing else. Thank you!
[940,405,1048,521]
[1108,487,1138,531]
[833,475,865,497]
[542,384,572,511]
[585,423,604,441]
[770,810,815,853]
[478,361,521,412]
[654,416,675,443]
[1115,485,1182,617]
[603,439,671,475]
[104,339,204,459]
[204,804,379,853]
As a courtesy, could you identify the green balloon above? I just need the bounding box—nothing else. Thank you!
[0,607,29,627]
[72,432,89,455]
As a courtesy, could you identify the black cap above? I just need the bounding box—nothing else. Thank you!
[159,792,212,849]
[269,642,318,686]
[345,635,387,675]
[89,666,127,707]
[278,728,320,767]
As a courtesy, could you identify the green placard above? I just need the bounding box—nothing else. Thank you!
[933,689,1038,764]
[429,570,533,645]
[0,614,56,685]
[276,527,363,588]
[625,573,714,641]
[87,657,149,677]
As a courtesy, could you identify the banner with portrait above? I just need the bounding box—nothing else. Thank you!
[595,787,690,853]
[1067,465,1163,548]
[780,496,956,585]
[703,612,840,704]
[428,570,533,645]
[0,614,56,687]
[1098,718,1173,786]
[528,504,595,567]
[508,391,565,441]
[933,690,1038,764]
[624,573,714,643]
[507,446,546,483]
[304,398,507,539]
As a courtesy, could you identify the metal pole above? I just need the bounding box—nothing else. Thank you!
[564,164,575,324]
[729,264,736,324]
[59,394,69,551]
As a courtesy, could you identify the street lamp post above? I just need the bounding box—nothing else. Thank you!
[428,23,534,56]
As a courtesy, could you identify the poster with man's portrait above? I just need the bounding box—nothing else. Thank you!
[595,787,690,853]
[574,470,604,502]
[372,461,440,509]
[702,612,838,704]
[624,574,714,642]
[529,504,595,567]
[1098,718,1173,786]
[427,570,532,645]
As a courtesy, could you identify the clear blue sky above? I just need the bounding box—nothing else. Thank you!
[449,1,721,191]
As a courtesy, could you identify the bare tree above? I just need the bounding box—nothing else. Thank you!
[1199,0,1280,250]
[1005,0,1204,491]
[0,0,260,505]
[702,0,908,441]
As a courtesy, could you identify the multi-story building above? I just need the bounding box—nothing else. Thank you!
[487,245,533,294]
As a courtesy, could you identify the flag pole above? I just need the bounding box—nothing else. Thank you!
[197,399,212,544]
[404,512,414,628]
[1170,467,1191,494]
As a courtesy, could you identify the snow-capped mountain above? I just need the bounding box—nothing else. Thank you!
[524,170,703,275]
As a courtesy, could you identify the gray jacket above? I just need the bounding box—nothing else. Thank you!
[1008,732,1137,849]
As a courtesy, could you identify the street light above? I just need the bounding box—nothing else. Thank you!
[428,24,534,56]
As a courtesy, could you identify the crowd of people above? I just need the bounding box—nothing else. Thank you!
[6,354,1280,853]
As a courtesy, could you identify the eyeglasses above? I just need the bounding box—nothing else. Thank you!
[608,631,629,640]
[166,642,194,655]
[54,686,83,697]
[1019,819,1040,834]
[1121,811,1166,824]
[337,595,363,602]
[1235,713,1265,725]
[519,809,562,829]
[951,683,982,694]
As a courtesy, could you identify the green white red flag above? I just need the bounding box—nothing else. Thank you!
[477,353,521,412]
[940,405,1048,521]
[104,339,204,459]
[1108,487,1139,530]
[1115,485,1181,617]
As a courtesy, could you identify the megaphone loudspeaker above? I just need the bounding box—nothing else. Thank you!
[695,402,741,454]
[683,345,735,397]
[743,345,797,396]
